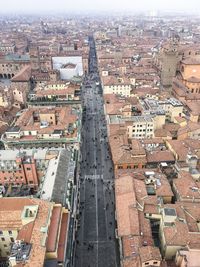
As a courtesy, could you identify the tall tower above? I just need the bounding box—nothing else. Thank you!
[160,38,179,88]
[29,44,41,71]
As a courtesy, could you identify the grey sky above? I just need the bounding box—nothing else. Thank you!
[0,0,199,14]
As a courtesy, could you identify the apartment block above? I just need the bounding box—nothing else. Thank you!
[0,197,69,266]
[102,76,132,97]
[115,174,162,267]
[2,106,81,149]
[0,151,38,189]
[29,81,81,103]
[127,116,154,139]
[109,132,147,170]
[141,97,183,124]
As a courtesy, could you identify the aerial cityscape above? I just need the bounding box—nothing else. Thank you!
[0,1,200,267]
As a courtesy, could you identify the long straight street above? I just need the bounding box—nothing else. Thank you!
[74,38,120,267]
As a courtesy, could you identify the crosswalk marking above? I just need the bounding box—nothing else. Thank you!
[84,174,103,180]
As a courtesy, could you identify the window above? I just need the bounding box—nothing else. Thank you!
[26,168,31,171]
[118,165,123,169]
[4,244,7,247]
[127,166,131,169]
[145,263,149,266]
[1,237,5,241]
[8,230,12,235]
[10,237,14,242]
[153,262,158,265]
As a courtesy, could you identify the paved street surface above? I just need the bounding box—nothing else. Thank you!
[74,38,120,267]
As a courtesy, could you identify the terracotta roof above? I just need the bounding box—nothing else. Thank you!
[164,123,180,133]
[102,75,131,86]
[11,66,31,82]
[186,76,200,83]
[12,106,78,137]
[57,212,69,262]
[181,58,200,65]
[186,101,200,116]
[166,139,200,161]
[0,197,53,267]
[139,246,161,263]
[161,203,200,247]
[108,124,127,137]
[36,88,76,97]
[174,116,187,124]
[178,121,200,136]
[155,174,174,198]
[115,175,139,236]
[173,171,200,201]
[132,87,160,97]
[17,221,34,243]
[46,205,62,252]
[109,135,147,165]
[146,150,175,163]
[154,128,171,138]
[122,256,140,267]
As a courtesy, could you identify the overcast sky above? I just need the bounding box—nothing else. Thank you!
[0,0,199,14]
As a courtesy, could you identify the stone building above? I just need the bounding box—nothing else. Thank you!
[154,38,179,88]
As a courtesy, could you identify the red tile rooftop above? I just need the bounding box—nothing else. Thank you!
[17,221,34,243]
[46,205,62,253]
[146,150,175,163]
[57,212,69,262]
[11,66,31,82]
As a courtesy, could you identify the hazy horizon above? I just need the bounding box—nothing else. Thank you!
[0,0,199,14]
